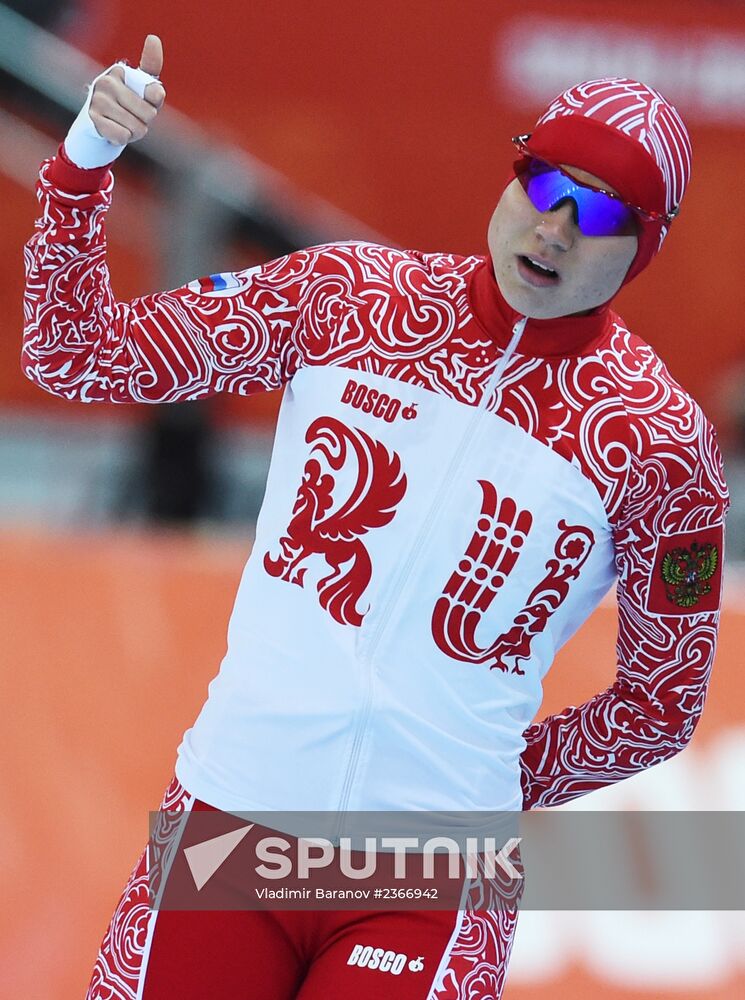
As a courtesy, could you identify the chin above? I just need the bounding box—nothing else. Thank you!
[499,277,567,320]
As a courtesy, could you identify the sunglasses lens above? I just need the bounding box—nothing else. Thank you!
[518,162,637,237]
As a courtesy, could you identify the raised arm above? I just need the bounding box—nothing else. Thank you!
[22,35,320,404]
[520,408,729,809]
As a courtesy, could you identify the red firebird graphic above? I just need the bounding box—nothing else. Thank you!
[432,481,595,674]
[264,416,407,626]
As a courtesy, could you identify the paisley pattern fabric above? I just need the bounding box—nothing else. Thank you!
[86,778,194,1000]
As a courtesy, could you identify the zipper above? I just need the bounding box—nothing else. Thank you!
[334,317,528,827]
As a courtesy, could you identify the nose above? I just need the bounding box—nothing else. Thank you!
[536,201,577,251]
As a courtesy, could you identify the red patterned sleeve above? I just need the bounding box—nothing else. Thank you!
[22,152,332,403]
[520,403,729,810]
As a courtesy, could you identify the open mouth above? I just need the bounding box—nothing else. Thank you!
[517,255,560,287]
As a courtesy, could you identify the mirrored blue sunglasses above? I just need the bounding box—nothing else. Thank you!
[512,134,677,238]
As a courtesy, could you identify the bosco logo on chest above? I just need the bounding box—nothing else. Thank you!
[341,378,418,423]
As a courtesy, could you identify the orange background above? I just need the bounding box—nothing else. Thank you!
[3,1,745,996]
[1,526,743,998]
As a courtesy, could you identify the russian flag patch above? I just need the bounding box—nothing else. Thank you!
[187,266,263,297]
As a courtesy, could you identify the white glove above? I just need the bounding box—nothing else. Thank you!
[64,62,162,169]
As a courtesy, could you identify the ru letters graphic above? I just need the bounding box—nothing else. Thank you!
[432,481,595,674]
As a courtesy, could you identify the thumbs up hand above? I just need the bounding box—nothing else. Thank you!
[63,35,167,169]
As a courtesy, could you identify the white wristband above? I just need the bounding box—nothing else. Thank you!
[63,61,161,169]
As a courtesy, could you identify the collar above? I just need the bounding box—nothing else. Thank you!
[466,256,613,358]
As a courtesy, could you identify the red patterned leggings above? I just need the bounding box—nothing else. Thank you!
[85,778,518,999]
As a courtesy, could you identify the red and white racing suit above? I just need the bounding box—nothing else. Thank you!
[23,151,728,999]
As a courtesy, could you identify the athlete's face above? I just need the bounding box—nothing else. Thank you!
[487,167,638,319]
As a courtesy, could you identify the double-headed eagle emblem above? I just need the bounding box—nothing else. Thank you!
[660,541,719,608]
